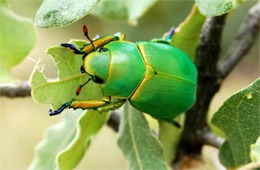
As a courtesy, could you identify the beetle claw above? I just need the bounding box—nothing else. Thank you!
[48,101,73,116]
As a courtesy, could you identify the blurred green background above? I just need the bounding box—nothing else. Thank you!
[0,0,259,169]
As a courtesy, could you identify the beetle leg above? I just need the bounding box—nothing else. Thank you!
[163,118,181,128]
[165,27,175,41]
[48,96,113,116]
[61,43,84,54]
[69,100,108,110]
[171,120,181,128]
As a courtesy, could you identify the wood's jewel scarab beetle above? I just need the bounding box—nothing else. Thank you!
[49,25,198,122]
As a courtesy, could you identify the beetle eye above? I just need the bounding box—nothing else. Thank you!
[80,65,86,73]
[92,76,104,84]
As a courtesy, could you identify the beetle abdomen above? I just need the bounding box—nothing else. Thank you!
[129,42,197,120]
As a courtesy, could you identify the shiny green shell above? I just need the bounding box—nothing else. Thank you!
[84,39,197,120]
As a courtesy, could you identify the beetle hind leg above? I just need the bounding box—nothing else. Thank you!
[61,43,84,54]
[48,97,125,116]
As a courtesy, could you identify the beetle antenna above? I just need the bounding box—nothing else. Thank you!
[83,25,96,51]
[76,78,91,96]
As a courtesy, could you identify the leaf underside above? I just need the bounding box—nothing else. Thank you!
[92,0,158,25]
[57,110,109,169]
[35,0,101,28]
[118,103,168,170]
[28,110,83,170]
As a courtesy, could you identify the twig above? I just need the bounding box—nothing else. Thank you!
[175,2,260,163]
[0,80,121,131]
[218,3,260,78]
[177,14,227,157]
[199,128,224,149]
[0,81,31,98]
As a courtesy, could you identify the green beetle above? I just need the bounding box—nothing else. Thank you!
[49,25,197,122]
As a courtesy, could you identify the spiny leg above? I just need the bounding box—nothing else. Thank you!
[48,97,111,116]
[48,97,126,116]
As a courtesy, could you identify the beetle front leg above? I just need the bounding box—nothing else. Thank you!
[61,43,84,54]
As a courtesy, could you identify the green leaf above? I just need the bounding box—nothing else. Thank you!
[211,79,260,168]
[118,103,168,170]
[57,110,109,169]
[28,110,83,170]
[195,0,233,16]
[159,115,185,163]
[0,0,8,6]
[35,0,101,28]
[0,5,36,82]
[93,0,158,25]
[30,40,103,110]
[250,136,260,162]
[170,4,206,60]
[128,0,157,25]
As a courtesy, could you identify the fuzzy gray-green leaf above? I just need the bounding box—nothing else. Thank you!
[35,0,101,28]
[196,0,233,16]
[57,110,109,169]
[93,0,157,25]
[28,110,83,170]
[212,79,260,168]
[118,103,168,170]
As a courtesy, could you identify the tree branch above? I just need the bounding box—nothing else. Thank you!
[0,80,122,131]
[175,2,259,163]
[177,14,227,157]
[199,128,224,149]
[218,3,260,78]
[0,81,31,98]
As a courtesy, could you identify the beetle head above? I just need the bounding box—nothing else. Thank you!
[83,49,111,84]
